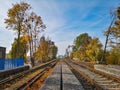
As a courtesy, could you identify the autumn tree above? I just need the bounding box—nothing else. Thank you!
[100,6,120,65]
[34,36,50,62]
[108,7,120,48]
[86,37,102,61]
[106,48,120,65]
[71,33,103,62]
[105,6,120,64]
[5,2,46,66]
[23,12,46,66]
[72,33,92,60]
[5,2,31,58]
[34,36,58,63]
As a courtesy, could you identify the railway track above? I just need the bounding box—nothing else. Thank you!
[71,60,120,83]
[69,66,94,90]
[65,60,120,90]
[0,60,57,89]
[16,62,56,90]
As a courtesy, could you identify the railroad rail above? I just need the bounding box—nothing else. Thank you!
[71,60,120,83]
[0,60,57,89]
[65,60,120,90]
[0,65,29,79]
[16,62,56,90]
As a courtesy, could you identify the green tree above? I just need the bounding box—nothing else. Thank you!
[74,33,92,49]
[10,36,28,62]
[52,45,58,59]
[49,45,58,59]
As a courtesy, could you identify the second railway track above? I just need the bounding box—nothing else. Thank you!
[65,60,120,90]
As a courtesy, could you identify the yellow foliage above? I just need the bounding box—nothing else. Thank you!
[23,35,30,42]
[34,37,50,61]
[72,37,102,62]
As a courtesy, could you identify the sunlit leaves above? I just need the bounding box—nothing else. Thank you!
[71,33,102,62]
[4,2,46,64]
[34,36,58,62]
[34,36,50,61]
[103,6,120,65]
[86,38,102,61]
[5,2,31,58]
[107,6,120,49]
[5,2,31,31]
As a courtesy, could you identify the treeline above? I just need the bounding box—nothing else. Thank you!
[70,6,120,65]
[5,2,58,66]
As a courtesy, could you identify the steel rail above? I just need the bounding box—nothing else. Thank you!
[0,60,56,88]
[16,62,57,90]
[65,60,120,90]
[71,60,120,83]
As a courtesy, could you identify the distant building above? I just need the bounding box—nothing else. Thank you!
[0,47,6,59]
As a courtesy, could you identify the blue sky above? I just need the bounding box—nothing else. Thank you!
[0,0,120,55]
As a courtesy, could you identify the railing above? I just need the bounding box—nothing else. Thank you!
[0,58,24,70]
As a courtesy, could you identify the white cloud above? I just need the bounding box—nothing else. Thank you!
[0,0,119,55]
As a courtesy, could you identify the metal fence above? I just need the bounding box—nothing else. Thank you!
[0,58,24,70]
